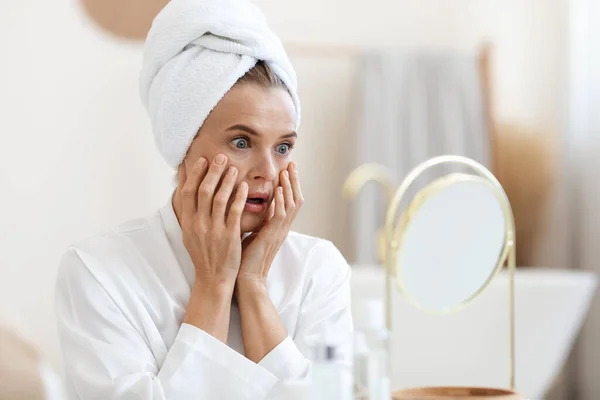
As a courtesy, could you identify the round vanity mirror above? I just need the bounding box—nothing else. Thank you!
[385,155,523,399]
[393,173,509,313]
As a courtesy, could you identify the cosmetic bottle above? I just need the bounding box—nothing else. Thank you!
[354,299,391,400]
[309,326,354,400]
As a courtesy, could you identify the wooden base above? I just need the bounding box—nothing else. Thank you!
[393,386,524,400]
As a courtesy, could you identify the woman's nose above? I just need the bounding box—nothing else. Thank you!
[250,153,277,181]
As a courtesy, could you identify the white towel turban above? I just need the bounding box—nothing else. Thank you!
[139,0,301,169]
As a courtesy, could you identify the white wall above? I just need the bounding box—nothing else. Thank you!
[0,0,567,370]
[258,0,567,132]
[0,0,172,367]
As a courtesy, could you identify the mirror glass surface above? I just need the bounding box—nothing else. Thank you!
[395,174,507,312]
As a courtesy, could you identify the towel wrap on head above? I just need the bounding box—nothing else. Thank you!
[139,0,301,170]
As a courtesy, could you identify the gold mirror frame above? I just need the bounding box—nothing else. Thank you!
[342,163,396,263]
[392,172,511,314]
[384,155,517,392]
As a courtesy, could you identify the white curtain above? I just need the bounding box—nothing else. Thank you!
[354,50,491,264]
[535,0,600,397]
[567,0,600,397]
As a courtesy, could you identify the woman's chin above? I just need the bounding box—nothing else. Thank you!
[240,213,266,233]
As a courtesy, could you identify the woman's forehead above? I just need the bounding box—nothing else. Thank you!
[206,84,297,134]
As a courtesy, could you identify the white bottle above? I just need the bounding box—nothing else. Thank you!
[353,299,391,400]
[309,326,354,400]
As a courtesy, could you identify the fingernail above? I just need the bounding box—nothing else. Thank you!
[215,154,226,165]
[291,162,297,171]
[228,166,237,175]
[198,157,207,167]
[283,171,289,179]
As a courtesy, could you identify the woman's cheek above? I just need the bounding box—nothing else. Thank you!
[226,149,250,163]
[279,155,292,167]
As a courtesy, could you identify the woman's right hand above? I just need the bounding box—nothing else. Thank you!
[178,154,248,291]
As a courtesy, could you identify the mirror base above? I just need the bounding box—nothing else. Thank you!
[392,386,524,399]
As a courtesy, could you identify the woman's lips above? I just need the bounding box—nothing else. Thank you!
[244,192,270,213]
[244,201,267,213]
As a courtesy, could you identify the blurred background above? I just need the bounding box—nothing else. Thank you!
[0,0,599,398]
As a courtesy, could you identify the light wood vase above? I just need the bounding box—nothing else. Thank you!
[79,0,168,40]
[392,387,525,400]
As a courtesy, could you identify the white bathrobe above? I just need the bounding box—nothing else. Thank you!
[55,194,353,399]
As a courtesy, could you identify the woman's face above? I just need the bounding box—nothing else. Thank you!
[181,83,297,233]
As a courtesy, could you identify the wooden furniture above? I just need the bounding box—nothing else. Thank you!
[392,386,524,399]
[479,48,555,267]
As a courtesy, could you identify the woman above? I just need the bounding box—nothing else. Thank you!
[55,0,352,399]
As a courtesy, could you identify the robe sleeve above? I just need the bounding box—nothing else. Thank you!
[258,240,354,398]
[55,249,279,400]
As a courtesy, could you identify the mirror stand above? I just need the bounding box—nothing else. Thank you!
[384,155,519,398]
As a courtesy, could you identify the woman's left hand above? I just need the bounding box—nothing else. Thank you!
[238,162,303,285]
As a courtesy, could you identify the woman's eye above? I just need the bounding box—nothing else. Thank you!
[232,138,249,149]
[276,143,291,155]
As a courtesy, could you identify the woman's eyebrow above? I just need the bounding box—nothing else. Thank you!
[226,124,297,139]
[281,132,297,139]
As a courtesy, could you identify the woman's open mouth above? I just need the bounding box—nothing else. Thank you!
[244,193,269,213]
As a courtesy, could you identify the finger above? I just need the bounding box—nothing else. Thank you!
[289,162,304,208]
[227,181,248,231]
[197,154,228,214]
[281,170,295,212]
[254,202,274,233]
[181,157,208,218]
[274,186,286,221]
[265,200,275,223]
[212,166,238,222]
